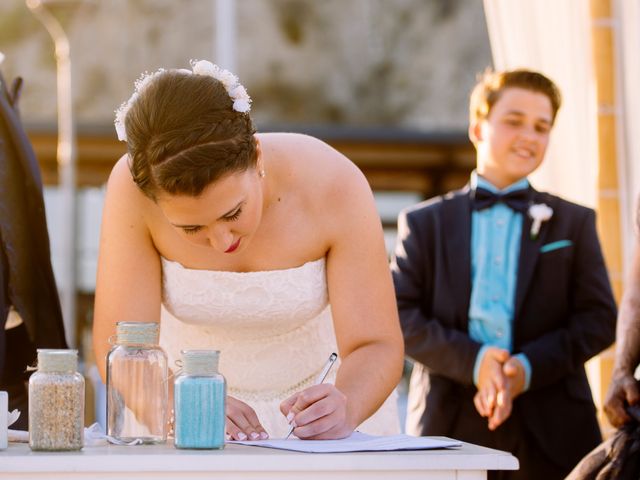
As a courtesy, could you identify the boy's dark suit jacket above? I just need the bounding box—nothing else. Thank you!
[391,186,616,471]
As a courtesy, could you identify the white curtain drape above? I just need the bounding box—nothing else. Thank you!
[618,0,640,267]
[483,0,599,209]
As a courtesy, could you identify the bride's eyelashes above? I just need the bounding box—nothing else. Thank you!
[182,226,203,235]
[178,203,244,235]
[180,208,242,235]
[222,207,242,222]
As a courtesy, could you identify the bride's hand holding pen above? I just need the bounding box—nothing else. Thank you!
[280,353,351,440]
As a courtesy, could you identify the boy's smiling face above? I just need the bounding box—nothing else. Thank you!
[470,87,553,189]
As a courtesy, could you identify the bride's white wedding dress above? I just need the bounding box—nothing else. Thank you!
[159,256,400,438]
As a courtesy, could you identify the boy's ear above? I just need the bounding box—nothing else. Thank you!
[469,120,483,145]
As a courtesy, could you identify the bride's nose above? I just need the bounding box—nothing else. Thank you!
[207,227,234,252]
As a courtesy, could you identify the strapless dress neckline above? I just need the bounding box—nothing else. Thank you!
[160,256,325,275]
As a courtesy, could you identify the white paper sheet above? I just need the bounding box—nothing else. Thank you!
[230,431,461,453]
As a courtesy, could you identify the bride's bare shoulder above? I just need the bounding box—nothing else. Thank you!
[261,132,366,185]
[259,132,338,153]
[104,155,155,211]
[107,155,134,187]
[261,133,374,224]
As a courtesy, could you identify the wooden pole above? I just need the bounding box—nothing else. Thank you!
[588,0,623,437]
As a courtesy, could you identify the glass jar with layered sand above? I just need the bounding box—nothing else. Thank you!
[29,349,84,451]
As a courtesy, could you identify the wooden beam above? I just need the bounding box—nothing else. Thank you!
[28,129,476,199]
[588,0,622,438]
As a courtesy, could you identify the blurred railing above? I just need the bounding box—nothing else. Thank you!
[31,124,476,192]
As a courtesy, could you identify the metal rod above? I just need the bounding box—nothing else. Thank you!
[215,0,236,71]
[26,0,77,347]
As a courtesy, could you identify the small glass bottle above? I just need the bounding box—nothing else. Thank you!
[107,322,168,444]
[174,350,226,449]
[29,349,84,451]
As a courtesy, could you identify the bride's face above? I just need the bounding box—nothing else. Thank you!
[157,168,265,253]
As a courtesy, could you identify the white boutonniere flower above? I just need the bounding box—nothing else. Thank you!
[528,203,553,239]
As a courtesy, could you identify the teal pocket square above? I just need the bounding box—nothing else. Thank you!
[540,240,573,253]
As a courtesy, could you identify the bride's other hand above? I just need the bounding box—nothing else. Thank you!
[280,384,353,439]
[226,396,269,441]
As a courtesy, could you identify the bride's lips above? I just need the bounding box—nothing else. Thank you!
[225,238,241,253]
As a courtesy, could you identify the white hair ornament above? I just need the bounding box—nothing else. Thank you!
[114,60,251,142]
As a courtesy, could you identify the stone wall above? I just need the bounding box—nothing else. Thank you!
[0,0,491,131]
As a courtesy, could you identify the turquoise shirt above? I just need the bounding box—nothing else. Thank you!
[469,172,532,390]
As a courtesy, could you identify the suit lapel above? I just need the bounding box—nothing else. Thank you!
[514,189,553,318]
[0,74,44,189]
[442,187,472,324]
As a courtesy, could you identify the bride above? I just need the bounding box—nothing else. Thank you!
[93,60,404,440]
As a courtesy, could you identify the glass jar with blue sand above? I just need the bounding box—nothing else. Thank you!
[174,349,226,449]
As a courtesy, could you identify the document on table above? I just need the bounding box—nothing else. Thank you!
[230,431,462,453]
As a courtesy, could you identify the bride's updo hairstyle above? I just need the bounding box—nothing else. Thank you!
[116,62,256,200]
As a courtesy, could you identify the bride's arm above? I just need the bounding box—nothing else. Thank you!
[281,141,404,439]
[93,156,163,382]
[326,165,405,434]
[92,156,165,430]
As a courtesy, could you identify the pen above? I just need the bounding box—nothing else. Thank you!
[285,352,338,439]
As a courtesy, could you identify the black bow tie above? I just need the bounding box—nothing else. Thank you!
[472,187,531,213]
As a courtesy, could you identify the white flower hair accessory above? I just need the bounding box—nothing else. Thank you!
[190,59,251,113]
[528,203,553,240]
[113,60,251,142]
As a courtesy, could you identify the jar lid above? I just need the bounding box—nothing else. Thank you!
[115,322,159,345]
[37,349,78,373]
[180,350,220,376]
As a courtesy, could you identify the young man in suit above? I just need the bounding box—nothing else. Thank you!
[391,69,616,479]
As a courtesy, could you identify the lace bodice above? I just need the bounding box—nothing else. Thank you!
[159,256,399,437]
[162,257,329,340]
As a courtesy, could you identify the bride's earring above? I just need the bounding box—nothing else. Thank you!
[259,169,266,178]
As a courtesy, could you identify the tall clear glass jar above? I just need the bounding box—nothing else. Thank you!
[107,322,168,444]
[29,349,84,451]
[174,350,226,449]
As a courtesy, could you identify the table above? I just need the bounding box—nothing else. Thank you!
[0,438,518,480]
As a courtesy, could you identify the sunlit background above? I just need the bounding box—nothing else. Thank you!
[1,0,637,436]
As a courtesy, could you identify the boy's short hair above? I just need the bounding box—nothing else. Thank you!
[469,68,562,125]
